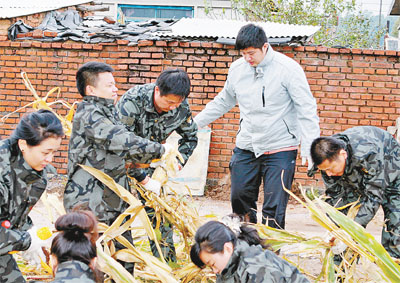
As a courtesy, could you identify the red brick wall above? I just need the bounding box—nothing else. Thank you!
[0,39,399,189]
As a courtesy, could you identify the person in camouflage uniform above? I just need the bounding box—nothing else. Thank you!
[191,219,310,282]
[63,62,171,274]
[49,210,99,283]
[310,126,400,258]
[0,110,64,282]
[50,261,95,283]
[116,68,198,262]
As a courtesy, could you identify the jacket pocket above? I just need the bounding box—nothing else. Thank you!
[237,118,243,135]
[282,119,296,139]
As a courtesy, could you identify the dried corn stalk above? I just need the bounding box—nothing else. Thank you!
[0,72,76,136]
[282,179,400,283]
[151,144,184,185]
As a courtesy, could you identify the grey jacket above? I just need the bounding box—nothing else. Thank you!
[194,46,320,158]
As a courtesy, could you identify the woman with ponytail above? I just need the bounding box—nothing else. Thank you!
[50,210,100,283]
[190,215,309,283]
[0,110,64,282]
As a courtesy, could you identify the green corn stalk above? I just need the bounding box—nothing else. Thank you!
[282,172,400,282]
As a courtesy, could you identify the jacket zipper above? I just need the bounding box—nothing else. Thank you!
[262,86,265,107]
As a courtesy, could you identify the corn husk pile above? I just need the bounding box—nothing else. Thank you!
[78,164,400,283]
[18,162,400,282]
[80,155,215,283]
[16,147,400,282]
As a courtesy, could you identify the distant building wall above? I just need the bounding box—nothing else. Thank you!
[96,0,242,21]
[0,38,399,190]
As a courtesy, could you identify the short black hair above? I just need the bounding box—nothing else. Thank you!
[76,61,114,97]
[156,68,190,99]
[235,23,268,50]
[310,137,346,166]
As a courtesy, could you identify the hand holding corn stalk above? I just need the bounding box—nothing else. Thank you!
[151,143,184,186]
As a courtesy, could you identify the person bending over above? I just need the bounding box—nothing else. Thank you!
[191,217,309,282]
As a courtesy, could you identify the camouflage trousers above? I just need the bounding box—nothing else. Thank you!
[144,206,176,262]
[103,218,135,276]
[0,253,25,282]
[137,193,176,262]
[381,192,400,259]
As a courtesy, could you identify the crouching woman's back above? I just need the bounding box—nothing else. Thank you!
[191,217,309,283]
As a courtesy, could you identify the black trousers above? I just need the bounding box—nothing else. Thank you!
[230,147,297,229]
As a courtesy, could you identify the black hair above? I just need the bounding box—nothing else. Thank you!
[10,109,64,146]
[51,210,98,267]
[235,23,268,50]
[310,137,346,166]
[156,68,190,99]
[190,217,269,268]
[76,61,114,97]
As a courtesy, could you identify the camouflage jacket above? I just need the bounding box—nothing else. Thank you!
[0,139,49,255]
[64,96,164,223]
[217,240,310,283]
[322,126,400,227]
[116,83,198,180]
[51,260,95,283]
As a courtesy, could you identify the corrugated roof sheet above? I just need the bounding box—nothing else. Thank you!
[158,18,320,39]
[0,0,92,19]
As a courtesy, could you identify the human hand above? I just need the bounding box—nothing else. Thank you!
[331,239,348,255]
[162,143,175,158]
[142,177,161,196]
[24,227,47,269]
[301,155,314,171]
[149,159,165,169]
[324,232,348,255]
[160,143,183,176]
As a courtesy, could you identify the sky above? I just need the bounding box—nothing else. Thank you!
[356,0,394,15]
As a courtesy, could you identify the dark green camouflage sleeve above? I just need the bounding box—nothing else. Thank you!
[175,113,198,166]
[238,249,310,283]
[86,108,164,160]
[321,173,347,208]
[352,152,385,227]
[219,241,309,283]
[0,183,31,255]
[323,126,399,227]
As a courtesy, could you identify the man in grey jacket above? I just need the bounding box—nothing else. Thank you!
[194,24,320,228]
